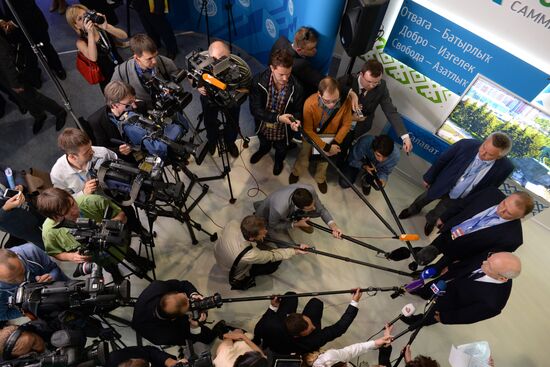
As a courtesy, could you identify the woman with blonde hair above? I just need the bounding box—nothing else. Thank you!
[66,4,127,92]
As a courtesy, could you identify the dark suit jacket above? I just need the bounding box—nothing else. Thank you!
[434,253,513,325]
[253,304,358,354]
[337,74,406,138]
[87,106,123,152]
[432,187,523,266]
[131,280,215,346]
[423,139,514,201]
[271,36,323,97]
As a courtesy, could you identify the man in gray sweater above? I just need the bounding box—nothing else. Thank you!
[110,33,178,109]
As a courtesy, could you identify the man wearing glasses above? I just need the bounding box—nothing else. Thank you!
[271,26,324,97]
[289,77,352,194]
[338,59,413,154]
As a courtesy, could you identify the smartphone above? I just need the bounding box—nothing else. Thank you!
[3,189,20,199]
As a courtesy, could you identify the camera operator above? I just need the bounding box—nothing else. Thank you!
[196,40,241,158]
[37,187,152,284]
[249,48,303,176]
[254,184,342,244]
[214,215,309,290]
[107,346,180,367]
[131,280,218,346]
[87,80,146,161]
[0,165,45,249]
[51,128,118,197]
[0,245,68,321]
[111,33,178,109]
[65,4,126,92]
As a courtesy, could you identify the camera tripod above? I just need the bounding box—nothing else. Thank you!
[136,161,218,246]
[197,0,212,47]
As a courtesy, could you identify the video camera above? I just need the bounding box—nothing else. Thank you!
[0,330,108,367]
[145,70,193,121]
[8,269,130,322]
[189,293,223,320]
[62,217,127,257]
[184,50,251,108]
[288,209,322,222]
[93,158,185,207]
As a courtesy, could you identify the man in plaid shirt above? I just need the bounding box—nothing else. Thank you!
[249,49,305,175]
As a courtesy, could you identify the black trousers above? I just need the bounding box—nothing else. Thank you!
[200,96,240,146]
[277,292,324,329]
[249,261,282,277]
[257,133,287,164]
[13,87,64,119]
[136,11,178,55]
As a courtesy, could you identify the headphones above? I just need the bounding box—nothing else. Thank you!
[2,326,23,360]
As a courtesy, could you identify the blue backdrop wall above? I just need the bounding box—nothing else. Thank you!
[166,0,346,71]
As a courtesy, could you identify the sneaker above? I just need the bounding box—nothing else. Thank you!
[273,160,284,176]
[32,114,47,134]
[362,184,371,196]
[289,173,299,184]
[250,150,267,164]
[317,181,328,194]
[227,143,239,158]
[55,110,67,131]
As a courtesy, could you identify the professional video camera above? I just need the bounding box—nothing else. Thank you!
[93,157,185,207]
[184,50,252,108]
[63,217,127,257]
[0,330,109,367]
[145,70,193,120]
[8,267,130,321]
[189,293,223,320]
[288,210,322,222]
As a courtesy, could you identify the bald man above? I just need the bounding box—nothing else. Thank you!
[131,280,216,346]
[197,40,242,158]
[406,251,521,326]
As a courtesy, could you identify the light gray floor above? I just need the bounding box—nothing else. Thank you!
[49,138,546,367]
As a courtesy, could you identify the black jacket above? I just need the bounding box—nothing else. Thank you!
[337,74,406,138]
[107,346,175,367]
[253,304,358,354]
[131,280,215,346]
[271,36,323,97]
[432,187,523,267]
[435,252,513,325]
[249,68,305,144]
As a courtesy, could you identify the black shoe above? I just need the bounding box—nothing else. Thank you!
[208,143,216,155]
[424,222,435,236]
[227,142,239,158]
[55,68,67,80]
[398,208,413,219]
[362,184,371,195]
[387,247,411,261]
[273,160,284,176]
[55,110,67,131]
[32,114,47,134]
[250,150,267,164]
[289,173,299,184]
[317,181,328,194]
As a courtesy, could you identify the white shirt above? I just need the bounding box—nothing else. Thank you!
[50,146,117,197]
[313,340,377,367]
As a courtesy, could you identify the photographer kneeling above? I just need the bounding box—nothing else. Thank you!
[214,215,308,290]
[36,188,152,284]
[0,245,68,322]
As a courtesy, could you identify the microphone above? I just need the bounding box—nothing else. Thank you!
[387,303,416,326]
[420,267,438,280]
[404,278,425,293]
[430,280,447,296]
[398,234,420,241]
[202,73,227,90]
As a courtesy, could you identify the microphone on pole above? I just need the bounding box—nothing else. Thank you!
[387,303,416,326]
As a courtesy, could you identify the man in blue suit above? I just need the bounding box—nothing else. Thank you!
[399,132,514,236]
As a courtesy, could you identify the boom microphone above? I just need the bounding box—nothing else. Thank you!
[387,303,416,326]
